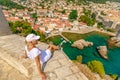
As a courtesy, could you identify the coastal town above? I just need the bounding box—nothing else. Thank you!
[1,0,120,36]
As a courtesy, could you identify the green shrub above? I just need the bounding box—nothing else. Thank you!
[83,7,91,17]
[109,74,118,80]
[87,60,105,77]
[97,22,105,29]
[79,15,95,26]
[106,28,115,33]
[47,35,62,45]
[72,60,79,63]
[9,21,33,36]
[69,10,78,21]
[35,31,46,42]
[101,11,106,16]
[0,0,25,9]
[76,55,82,63]
[61,9,66,14]
[9,21,46,42]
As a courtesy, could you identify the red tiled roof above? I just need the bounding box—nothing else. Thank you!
[33,25,40,30]
[79,22,87,25]
[6,17,21,22]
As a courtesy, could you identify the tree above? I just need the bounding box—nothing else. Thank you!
[79,15,95,26]
[0,0,25,9]
[97,22,105,29]
[91,13,96,19]
[106,28,115,32]
[88,0,109,4]
[69,10,78,21]
[79,15,89,22]
[101,11,106,16]
[61,9,66,14]
[32,13,37,18]
[76,0,88,5]
[66,0,75,3]
[9,21,34,36]
[47,5,51,9]
[76,55,82,63]
[31,12,38,23]
[110,74,118,80]
[83,7,91,17]
[35,31,46,42]
[41,4,44,9]
[80,8,96,26]
[87,60,105,77]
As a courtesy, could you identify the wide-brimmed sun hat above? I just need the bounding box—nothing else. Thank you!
[25,34,40,42]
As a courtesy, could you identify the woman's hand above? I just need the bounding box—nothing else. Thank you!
[21,51,27,59]
[21,55,26,59]
[35,56,47,80]
[40,72,47,80]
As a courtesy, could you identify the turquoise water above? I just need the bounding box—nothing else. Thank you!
[62,34,120,77]
[49,33,120,76]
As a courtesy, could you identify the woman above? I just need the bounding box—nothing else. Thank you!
[22,34,59,80]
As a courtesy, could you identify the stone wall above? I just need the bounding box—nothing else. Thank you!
[98,16,113,28]
[0,34,89,80]
[97,15,120,37]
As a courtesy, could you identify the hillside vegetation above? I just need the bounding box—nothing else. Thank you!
[0,0,25,9]
[66,0,120,3]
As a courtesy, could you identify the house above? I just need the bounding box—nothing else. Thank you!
[2,10,10,18]
[23,15,31,20]
[6,17,21,22]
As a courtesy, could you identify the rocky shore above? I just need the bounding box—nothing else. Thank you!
[74,62,114,80]
[97,46,108,59]
[108,37,120,48]
[71,39,93,49]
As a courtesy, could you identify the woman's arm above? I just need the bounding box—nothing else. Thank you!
[49,44,59,50]
[22,51,27,59]
[35,56,46,80]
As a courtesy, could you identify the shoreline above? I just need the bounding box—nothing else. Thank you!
[46,27,116,42]
[62,27,116,37]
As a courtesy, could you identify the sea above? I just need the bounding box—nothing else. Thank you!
[50,32,120,77]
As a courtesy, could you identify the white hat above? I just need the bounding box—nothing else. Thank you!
[25,34,40,42]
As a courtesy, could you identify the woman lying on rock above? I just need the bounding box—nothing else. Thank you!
[22,33,59,80]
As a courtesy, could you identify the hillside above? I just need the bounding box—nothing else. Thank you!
[66,0,120,3]
[89,0,120,3]
[1,0,119,9]
[0,0,25,9]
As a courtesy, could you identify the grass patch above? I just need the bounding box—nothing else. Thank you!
[47,35,62,45]
[62,31,110,41]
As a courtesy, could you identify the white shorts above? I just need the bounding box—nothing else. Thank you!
[40,49,52,64]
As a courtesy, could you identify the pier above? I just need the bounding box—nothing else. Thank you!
[59,33,70,42]
[46,32,70,42]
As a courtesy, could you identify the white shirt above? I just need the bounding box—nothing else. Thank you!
[25,46,52,64]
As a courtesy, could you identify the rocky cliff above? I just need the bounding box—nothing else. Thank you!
[108,37,120,48]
